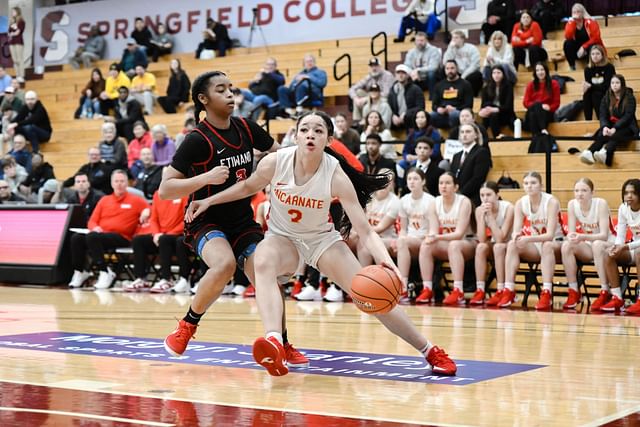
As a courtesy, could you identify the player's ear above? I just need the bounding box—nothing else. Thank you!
[198,93,208,105]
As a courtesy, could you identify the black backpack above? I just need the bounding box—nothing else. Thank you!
[497,172,520,189]
[528,133,558,154]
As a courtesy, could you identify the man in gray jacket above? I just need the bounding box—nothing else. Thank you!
[69,26,106,69]
[403,31,442,97]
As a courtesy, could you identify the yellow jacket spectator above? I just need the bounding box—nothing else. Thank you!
[130,65,157,114]
[99,63,131,117]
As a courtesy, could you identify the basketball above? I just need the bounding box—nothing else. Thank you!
[350,265,402,314]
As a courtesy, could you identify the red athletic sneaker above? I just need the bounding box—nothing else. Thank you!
[600,295,624,312]
[563,289,582,309]
[486,289,504,306]
[426,346,457,376]
[290,280,303,298]
[284,342,309,368]
[253,336,289,376]
[164,320,198,357]
[443,288,465,306]
[535,290,552,310]
[469,289,485,305]
[626,299,640,315]
[591,290,611,311]
[415,287,433,304]
[498,289,516,308]
[243,284,256,298]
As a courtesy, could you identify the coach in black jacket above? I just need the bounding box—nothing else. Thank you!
[388,64,425,130]
[450,124,491,206]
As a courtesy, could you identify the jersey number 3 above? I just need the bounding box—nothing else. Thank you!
[235,168,247,181]
[288,209,302,223]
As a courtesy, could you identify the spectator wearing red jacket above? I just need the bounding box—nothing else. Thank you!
[563,3,604,70]
[523,62,560,136]
[511,11,548,71]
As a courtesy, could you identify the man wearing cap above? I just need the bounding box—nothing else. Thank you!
[1,86,23,112]
[388,64,425,130]
[430,60,474,129]
[119,39,148,79]
[404,31,442,95]
[348,57,395,123]
[99,63,131,116]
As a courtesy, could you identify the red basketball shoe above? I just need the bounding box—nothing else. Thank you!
[486,289,504,306]
[443,288,465,306]
[415,287,433,304]
[600,295,624,312]
[562,289,582,309]
[498,289,516,308]
[590,290,611,311]
[290,279,304,298]
[243,284,256,298]
[284,343,309,368]
[253,336,289,376]
[535,290,552,310]
[164,320,197,357]
[426,346,457,376]
[626,299,640,315]
[469,289,485,305]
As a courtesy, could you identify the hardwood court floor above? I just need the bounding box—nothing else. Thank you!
[0,285,639,426]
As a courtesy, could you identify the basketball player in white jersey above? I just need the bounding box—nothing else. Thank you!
[593,179,640,313]
[501,171,564,309]
[475,181,514,306]
[185,111,457,376]
[358,168,401,266]
[396,168,435,298]
[561,178,613,310]
[418,172,476,305]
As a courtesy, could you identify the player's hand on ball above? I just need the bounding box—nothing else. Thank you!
[206,166,229,185]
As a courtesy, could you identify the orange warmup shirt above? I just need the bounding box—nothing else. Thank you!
[88,191,149,240]
[148,192,188,235]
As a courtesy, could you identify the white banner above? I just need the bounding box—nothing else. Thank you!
[33,0,488,67]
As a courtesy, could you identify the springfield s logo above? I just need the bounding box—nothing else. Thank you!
[39,11,71,63]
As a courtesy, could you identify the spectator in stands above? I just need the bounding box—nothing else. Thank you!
[1,86,23,113]
[241,58,285,120]
[125,192,190,293]
[69,25,106,69]
[151,124,175,166]
[130,65,156,115]
[523,62,560,136]
[450,123,492,207]
[0,105,17,153]
[393,0,440,42]
[479,65,515,138]
[7,91,52,153]
[443,30,483,96]
[174,117,195,149]
[334,113,360,155]
[120,39,148,79]
[448,108,490,149]
[592,179,640,313]
[481,0,516,43]
[157,59,191,114]
[195,18,232,59]
[99,63,131,116]
[511,11,548,71]
[276,54,327,117]
[388,64,425,130]
[232,88,254,118]
[482,30,516,84]
[148,23,174,62]
[111,86,146,141]
[358,133,396,174]
[68,169,149,289]
[360,83,393,131]
[128,121,152,171]
[403,32,442,95]
[63,147,112,195]
[531,0,565,38]
[1,156,27,192]
[360,110,395,159]
[580,75,638,167]
[98,122,127,169]
[0,178,25,203]
[500,171,564,309]
[53,173,104,226]
[401,136,443,196]
[563,3,603,70]
[7,133,31,172]
[75,68,105,119]
[8,7,25,83]
[0,67,12,102]
[131,17,153,55]
[18,152,55,202]
[133,147,162,199]
[349,57,395,124]
[582,45,615,120]
[430,60,474,129]
[10,79,24,103]
[399,110,442,182]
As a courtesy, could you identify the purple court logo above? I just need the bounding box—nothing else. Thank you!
[0,332,544,385]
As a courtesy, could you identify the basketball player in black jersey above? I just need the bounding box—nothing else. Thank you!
[158,71,309,367]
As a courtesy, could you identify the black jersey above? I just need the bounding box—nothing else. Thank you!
[171,116,274,231]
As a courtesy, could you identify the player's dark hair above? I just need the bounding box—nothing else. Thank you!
[296,111,391,238]
[191,71,227,124]
[621,178,640,202]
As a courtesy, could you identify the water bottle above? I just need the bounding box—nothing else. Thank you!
[479,31,485,45]
[514,118,522,139]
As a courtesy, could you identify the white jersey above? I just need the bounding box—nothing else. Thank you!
[521,192,564,238]
[366,192,401,239]
[484,200,512,242]
[267,146,338,240]
[615,202,640,249]
[399,192,435,238]
[435,194,472,235]
[570,197,612,237]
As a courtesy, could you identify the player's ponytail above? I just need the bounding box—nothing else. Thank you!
[191,71,226,124]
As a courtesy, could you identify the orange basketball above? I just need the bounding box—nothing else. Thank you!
[350,265,402,314]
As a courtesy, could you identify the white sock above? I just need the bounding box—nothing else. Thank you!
[568,282,578,291]
[266,332,283,344]
[476,281,485,291]
[423,281,433,290]
[505,282,515,291]
[611,287,622,299]
[601,283,610,291]
[453,281,463,291]
[543,282,553,292]
[497,282,505,291]
[419,341,434,356]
